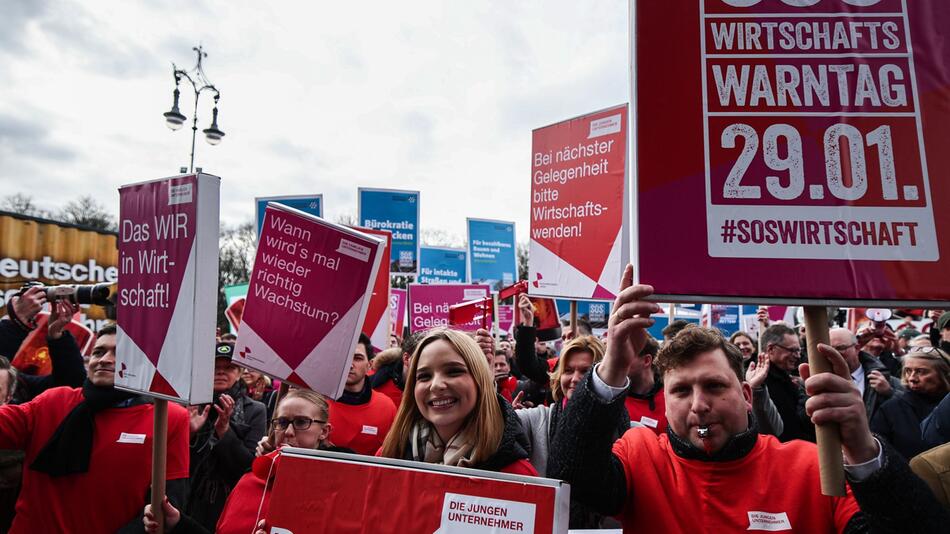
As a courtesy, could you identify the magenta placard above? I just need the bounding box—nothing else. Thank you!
[498,304,514,334]
[115,174,218,404]
[390,288,407,335]
[235,205,384,397]
[407,284,491,333]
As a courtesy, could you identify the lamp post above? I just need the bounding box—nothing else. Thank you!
[162,45,225,173]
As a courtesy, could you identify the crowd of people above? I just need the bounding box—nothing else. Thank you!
[0,273,948,532]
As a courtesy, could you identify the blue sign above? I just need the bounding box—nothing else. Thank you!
[555,299,612,329]
[418,247,467,284]
[467,218,517,290]
[647,315,702,341]
[710,304,741,337]
[255,195,322,238]
[359,188,420,275]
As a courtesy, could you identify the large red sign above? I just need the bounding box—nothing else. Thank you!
[530,105,628,300]
[635,0,950,305]
[265,449,569,533]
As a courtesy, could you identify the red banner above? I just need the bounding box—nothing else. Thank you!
[265,449,569,533]
[351,226,392,350]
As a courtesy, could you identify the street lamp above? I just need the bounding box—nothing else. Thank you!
[162,45,225,172]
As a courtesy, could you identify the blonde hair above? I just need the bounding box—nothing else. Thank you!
[380,328,503,465]
[550,336,605,402]
[273,388,331,448]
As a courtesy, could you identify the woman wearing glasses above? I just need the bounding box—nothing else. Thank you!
[871,347,950,459]
[144,389,350,534]
[379,328,536,475]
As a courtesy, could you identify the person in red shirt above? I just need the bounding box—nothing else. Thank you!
[145,388,351,534]
[493,352,518,402]
[327,333,396,455]
[0,323,190,533]
[624,335,667,435]
[549,265,948,532]
[380,328,536,476]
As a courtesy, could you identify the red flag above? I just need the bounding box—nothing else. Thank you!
[449,298,494,329]
[12,311,94,375]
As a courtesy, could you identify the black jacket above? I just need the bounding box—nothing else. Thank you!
[764,364,815,442]
[857,351,903,423]
[871,390,942,460]
[513,325,552,406]
[547,371,949,533]
[186,383,267,531]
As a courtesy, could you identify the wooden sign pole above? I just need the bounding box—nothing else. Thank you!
[150,398,169,530]
[803,305,846,496]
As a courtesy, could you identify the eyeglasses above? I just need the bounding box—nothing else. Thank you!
[270,417,326,432]
[832,344,855,353]
[772,344,802,355]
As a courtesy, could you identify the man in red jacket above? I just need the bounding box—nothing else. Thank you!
[549,265,948,532]
[0,323,190,533]
[328,333,396,455]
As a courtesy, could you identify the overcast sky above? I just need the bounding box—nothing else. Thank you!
[0,0,628,244]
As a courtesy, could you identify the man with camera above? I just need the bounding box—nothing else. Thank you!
[1,287,86,403]
[0,323,190,533]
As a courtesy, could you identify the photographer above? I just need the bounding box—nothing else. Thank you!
[0,287,45,357]
[1,288,85,403]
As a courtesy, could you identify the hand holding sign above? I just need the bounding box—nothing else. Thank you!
[801,343,880,467]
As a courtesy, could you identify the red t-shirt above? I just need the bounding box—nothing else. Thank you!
[373,377,405,409]
[216,466,271,534]
[613,428,860,532]
[623,389,668,435]
[327,391,397,455]
[0,387,190,533]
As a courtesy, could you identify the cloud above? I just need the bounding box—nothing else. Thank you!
[0,113,75,162]
[0,0,49,54]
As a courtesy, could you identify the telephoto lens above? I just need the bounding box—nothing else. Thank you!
[74,283,113,306]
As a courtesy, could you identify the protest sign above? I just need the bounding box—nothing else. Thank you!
[555,300,611,331]
[530,104,628,300]
[351,226,392,350]
[408,284,490,333]
[390,288,407,336]
[646,304,704,340]
[419,246,467,284]
[223,283,248,333]
[634,0,950,306]
[498,304,514,335]
[115,173,219,404]
[709,304,741,336]
[358,188,420,275]
[234,204,384,398]
[255,195,322,239]
[467,218,517,290]
[265,448,569,534]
